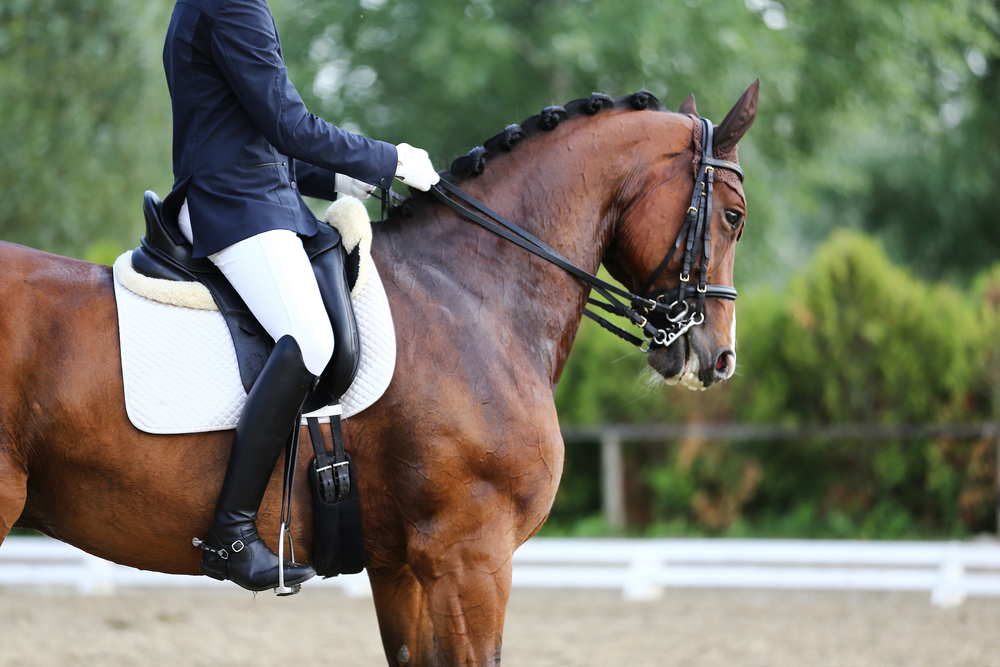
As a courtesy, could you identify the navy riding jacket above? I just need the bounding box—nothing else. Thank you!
[162,0,397,258]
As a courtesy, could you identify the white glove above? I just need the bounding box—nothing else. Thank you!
[394,143,440,191]
[334,173,376,200]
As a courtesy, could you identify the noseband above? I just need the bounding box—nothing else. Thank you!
[423,115,743,353]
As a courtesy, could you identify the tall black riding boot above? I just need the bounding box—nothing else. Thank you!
[197,335,318,593]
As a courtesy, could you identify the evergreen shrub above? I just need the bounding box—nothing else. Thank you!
[549,231,998,537]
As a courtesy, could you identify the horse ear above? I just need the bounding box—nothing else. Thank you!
[714,79,759,153]
[678,93,698,116]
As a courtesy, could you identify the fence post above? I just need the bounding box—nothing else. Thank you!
[601,429,625,534]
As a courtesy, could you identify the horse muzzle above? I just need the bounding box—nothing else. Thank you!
[647,328,736,390]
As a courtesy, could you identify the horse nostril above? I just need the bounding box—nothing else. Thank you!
[715,350,735,378]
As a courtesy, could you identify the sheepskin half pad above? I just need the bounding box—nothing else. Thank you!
[112,251,396,434]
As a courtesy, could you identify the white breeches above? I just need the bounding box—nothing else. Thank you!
[179,201,334,376]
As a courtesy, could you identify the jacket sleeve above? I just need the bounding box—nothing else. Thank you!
[210,0,397,188]
[293,159,339,201]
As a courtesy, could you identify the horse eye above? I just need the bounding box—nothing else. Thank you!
[724,210,743,228]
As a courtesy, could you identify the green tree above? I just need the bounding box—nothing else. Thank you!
[7,0,997,281]
[275,0,1000,283]
[731,230,986,425]
[859,28,1000,281]
[0,0,172,262]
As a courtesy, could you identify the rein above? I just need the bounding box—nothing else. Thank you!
[415,116,744,352]
[429,179,661,349]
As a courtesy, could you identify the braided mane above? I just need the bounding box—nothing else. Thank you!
[392,90,663,216]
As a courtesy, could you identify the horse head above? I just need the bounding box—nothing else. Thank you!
[603,80,758,391]
[389,81,757,393]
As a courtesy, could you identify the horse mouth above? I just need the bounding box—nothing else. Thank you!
[648,333,707,391]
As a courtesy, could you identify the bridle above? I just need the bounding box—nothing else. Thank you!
[390,115,744,353]
[631,117,744,348]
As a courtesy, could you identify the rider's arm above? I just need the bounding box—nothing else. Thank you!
[210,0,397,188]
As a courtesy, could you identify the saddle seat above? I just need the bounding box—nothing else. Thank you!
[131,190,361,411]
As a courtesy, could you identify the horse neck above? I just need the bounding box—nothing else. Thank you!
[380,113,667,388]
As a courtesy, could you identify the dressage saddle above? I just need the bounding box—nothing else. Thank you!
[131,190,361,412]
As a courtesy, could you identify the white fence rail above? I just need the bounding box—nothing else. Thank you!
[0,536,371,597]
[511,537,1000,607]
[4,536,1000,607]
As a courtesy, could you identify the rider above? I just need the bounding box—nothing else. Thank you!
[161,0,439,593]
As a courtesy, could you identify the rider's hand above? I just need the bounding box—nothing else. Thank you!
[394,143,440,191]
[335,173,376,200]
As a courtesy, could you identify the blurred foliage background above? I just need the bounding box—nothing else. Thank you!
[4,0,1000,538]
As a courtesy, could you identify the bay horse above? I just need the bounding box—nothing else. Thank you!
[1,81,757,665]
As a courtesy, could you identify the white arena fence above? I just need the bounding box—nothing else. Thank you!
[4,535,1000,607]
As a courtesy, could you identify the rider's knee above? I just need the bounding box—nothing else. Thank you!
[293,320,335,377]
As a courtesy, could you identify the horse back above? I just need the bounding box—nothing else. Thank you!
[0,240,114,301]
[0,242,132,535]
[0,242,117,388]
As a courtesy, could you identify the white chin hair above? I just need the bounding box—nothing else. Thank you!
[662,349,706,391]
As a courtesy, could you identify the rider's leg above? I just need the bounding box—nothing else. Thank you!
[210,229,335,377]
[197,229,334,592]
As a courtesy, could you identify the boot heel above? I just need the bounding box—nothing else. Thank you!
[198,560,228,582]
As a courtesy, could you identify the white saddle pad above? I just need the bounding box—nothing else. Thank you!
[112,252,396,434]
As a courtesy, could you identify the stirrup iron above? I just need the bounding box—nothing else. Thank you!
[274,407,304,597]
[274,522,299,596]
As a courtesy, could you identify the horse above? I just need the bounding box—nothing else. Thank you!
[1,80,757,666]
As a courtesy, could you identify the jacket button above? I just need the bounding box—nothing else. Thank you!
[291,181,297,190]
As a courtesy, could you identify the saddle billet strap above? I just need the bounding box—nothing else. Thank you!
[305,400,365,577]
